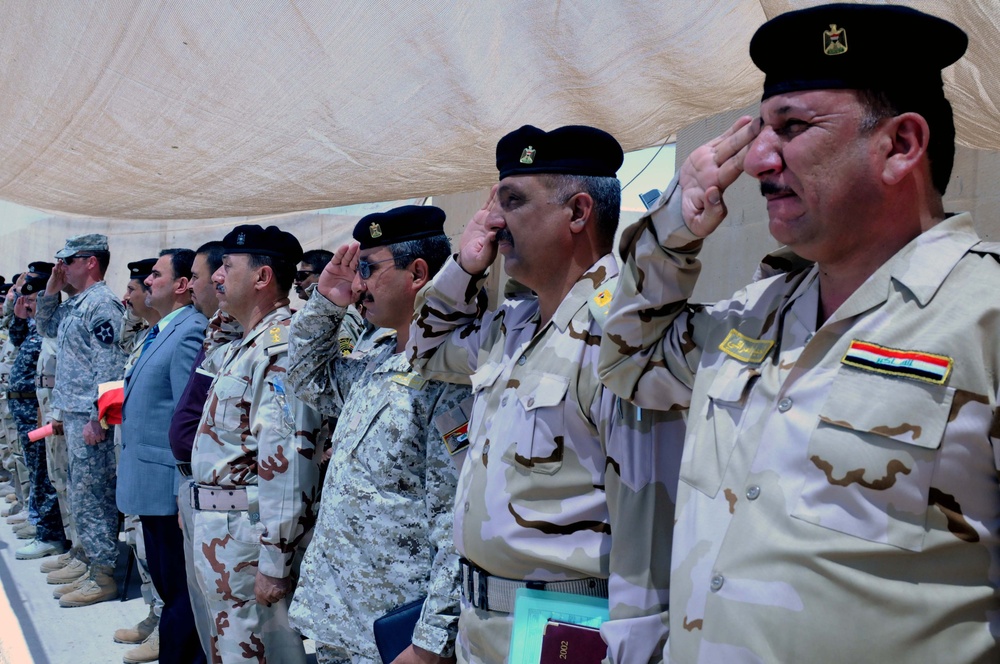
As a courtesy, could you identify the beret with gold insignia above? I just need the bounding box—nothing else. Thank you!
[353,205,446,250]
[222,224,304,263]
[127,258,158,282]
[496,125,624,180]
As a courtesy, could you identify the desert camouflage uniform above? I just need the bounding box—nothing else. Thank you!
[36,281,127,570]
[597,179,1000,662]
[8,317,65,544]
[286,294,466,663]
[36,333,74,541]
[190,305,323,664]
[409,255,684,664]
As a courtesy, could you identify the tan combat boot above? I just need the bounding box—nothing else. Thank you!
[47,557,87,584]
[60,565,119,607]
[40,551,72,574]
[122,628,159,664]
[114,607,159,644]
[52,575,86,599]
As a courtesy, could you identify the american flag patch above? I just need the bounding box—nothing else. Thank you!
[841,340,952,385]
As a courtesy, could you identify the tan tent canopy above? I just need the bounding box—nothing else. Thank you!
[1,0,996,220]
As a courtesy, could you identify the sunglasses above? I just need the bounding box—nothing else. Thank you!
[356,255,413,280]
[62,254,95,265]
[295,270,315,282]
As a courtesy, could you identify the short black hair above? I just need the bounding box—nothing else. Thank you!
[159,248,196,280]
[387,235,452,279]
[93,251,111,276]
[543,174,621,251]
[856,88,955,196]
[301,249,333,273]
[247,253,296,293]
[195,241,226,274]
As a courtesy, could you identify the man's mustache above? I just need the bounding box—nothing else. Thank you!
[496,228,514,246]
[760,181,794,197]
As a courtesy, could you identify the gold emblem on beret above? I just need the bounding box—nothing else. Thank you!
[519,146,536,164]
[370,222,383,239]
[823,24,847,56]
[236,232,246,245]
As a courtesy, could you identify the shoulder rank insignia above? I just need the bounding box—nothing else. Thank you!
[842,340,952,385]
[390,372,426,390]
[823,24,848,56]
[719,329,773,364]
[519,146,536,164]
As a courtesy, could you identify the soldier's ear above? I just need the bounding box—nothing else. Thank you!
[410,258,429,290]
[173,276,189,296]
[255,265,275,291]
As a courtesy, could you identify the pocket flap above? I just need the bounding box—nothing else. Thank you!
[518,373,569,411]
[818,368,953,449]
[705,360,758,405]
[214,375,249,401]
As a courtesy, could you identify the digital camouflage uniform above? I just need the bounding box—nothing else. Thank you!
[409,255,685,664]
[190,305,323,664]
[37,330,74,542]
[597,179,1000,662]
[0,310,28,507]
[36,281,127,571]
[8,316,65,544]
[287,294,466,663]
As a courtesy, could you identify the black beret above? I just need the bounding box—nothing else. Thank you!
[28,261,54,275]
[222,225,304,263]
[127,258,158,282]
[11,273,21,284]
[353,205,447,250]
[751,4,967,101]
[496,125,624,180]
[0,284,10,296]
[21,273,50,295]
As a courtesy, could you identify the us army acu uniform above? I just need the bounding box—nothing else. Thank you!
[599,180,1000,660]
[190,306,323,663]
[287,294,467,663]
[0,308,29,508]
[36,279,127,576]
[409,252,684,664]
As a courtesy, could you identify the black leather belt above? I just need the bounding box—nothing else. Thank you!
[459,558,608,614]
[7,391,36,400]
[176,462,192,478]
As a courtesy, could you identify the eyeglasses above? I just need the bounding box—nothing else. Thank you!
[62,254,94,265]
[356,255,413,280]
[294,270,315,282]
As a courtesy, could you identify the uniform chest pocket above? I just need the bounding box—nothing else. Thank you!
[680,360,759,497]
[500,372,569,475]
[210,375,250,433]
[791,369,953,552]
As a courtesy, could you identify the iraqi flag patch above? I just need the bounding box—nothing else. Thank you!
[841,340,953,385]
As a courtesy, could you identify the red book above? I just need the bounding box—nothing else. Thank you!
[539,621,606,664]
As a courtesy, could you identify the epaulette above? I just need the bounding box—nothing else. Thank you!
[588,276,618,331]
[262,322,289,357]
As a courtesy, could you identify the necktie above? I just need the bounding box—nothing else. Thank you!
[140,323,160,357]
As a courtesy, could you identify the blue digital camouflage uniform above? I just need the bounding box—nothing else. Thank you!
[36,281,127,570]
[8,316,65,545]
[287,294,466,663]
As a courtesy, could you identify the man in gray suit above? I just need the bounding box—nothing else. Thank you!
[118,248,208,664]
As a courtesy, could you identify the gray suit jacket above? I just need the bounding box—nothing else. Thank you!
[117,305,208,515]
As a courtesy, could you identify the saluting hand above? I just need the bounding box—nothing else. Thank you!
[680,116,759,238]
[457,184,500,275]
[47,263,68,295]
[317,242,360,308]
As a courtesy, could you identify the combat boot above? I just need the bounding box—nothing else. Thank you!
[47,558,87,584]
[5,492,16,503]
[6,511,27,524]
[16,539,67,560]
[0,483,13,497]
[114,607,159,644]
[52,575,86,599]
[60,566,119,607]
[14,523,36,539]
[122,628,159,663]
[40,551,72,573]
[1,501,21,517]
